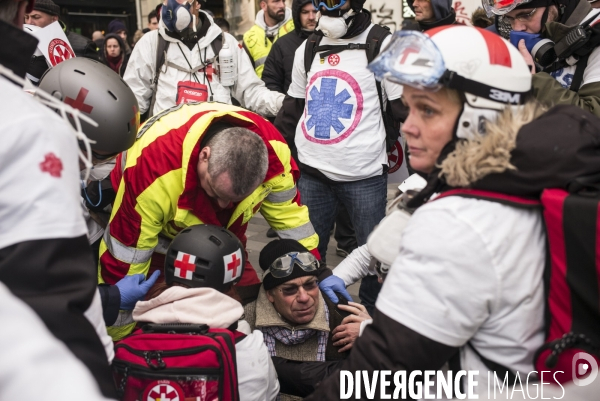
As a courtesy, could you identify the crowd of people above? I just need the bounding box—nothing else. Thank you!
[2,0,600,399]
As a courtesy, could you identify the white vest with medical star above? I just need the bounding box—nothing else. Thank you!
[288,24,401,182]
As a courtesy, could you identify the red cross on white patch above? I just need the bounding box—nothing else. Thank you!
[48,38,75,66]
[223,248,243,284]
[143,381,183,401]
[174,251,196,280]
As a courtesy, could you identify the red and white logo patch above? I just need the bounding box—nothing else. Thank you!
[173,251,196,280]
[142,380,184,401]
[223,248,243,284]
[48,38,75,66]
[328,54,340,66]
[39,152,63,177]
[387,140,404,174]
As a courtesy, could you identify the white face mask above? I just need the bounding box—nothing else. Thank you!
[316,9,355,39]
[316,15,349,38]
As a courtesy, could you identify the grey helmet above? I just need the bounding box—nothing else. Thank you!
[165,225,245,293]
[39,58,139,155]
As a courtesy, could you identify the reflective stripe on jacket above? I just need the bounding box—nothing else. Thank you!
[99,102,318,339]
[243,20,294,78]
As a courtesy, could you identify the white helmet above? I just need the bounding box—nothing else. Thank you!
[369,25,532,140]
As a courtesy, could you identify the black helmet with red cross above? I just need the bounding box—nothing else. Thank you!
[165,225,245,293]
[38,57,139,158]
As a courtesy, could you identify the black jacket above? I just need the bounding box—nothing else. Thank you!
[262,0,313,94]
[60,21,100,61]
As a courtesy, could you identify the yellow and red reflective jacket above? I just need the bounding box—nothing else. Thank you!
[98,103,318,339]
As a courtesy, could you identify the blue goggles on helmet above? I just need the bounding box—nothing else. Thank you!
[368,30,446,91]
[312,0,347,11]
[368,30,530,105]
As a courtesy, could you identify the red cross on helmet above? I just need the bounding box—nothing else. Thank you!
[38,57,139,157]
[165,225,245,292]
[369,25,532,140]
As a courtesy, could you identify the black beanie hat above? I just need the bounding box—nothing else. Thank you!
[259,239,319,291]
[33,0,60,16]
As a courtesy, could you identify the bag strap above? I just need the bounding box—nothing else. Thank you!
[149,33,170,117]
[367,25,391,117]
[468,343,517,385]
[435,188,542,208]
[570,53,590,92]
[304,33,323,76]
[211,33,223,59]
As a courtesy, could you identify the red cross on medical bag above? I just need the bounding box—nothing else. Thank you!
[113,323,245,401]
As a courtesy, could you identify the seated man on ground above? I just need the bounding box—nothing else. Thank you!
[244,239,371,401]
[132,224,280,401]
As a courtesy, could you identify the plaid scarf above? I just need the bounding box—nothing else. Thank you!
[261,305,330,362]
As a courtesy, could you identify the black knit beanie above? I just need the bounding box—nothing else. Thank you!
[259,239,319,291]
[33,0,60,16]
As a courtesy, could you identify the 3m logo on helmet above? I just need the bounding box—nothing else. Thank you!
[489,89,520,104]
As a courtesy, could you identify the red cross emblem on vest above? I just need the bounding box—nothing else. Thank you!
[64,88,94,114]
[223,249,243,284]
[174,252,196,280]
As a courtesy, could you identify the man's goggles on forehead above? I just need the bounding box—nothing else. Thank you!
[269,252,320,278]
[482,0,532,17]
[312,0,347,11]
[368,30,530,105]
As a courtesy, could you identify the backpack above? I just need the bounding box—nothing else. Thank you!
[148,34,223,118]
[303,24,400,152]
[112,323,245,401]
[428,105,600,385]
[436,187,600,384]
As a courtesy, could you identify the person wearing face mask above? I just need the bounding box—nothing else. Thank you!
[484,0,600,117]
[124,0,284,119]
[274,0,406,315]
[243,0,294,78]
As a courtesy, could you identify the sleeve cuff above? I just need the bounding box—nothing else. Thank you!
[98,284,121,326]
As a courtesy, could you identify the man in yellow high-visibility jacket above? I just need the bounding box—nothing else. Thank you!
[98,102,319,340]
[243,0,294,78]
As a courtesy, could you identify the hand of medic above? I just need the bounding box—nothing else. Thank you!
[115,271,160,310]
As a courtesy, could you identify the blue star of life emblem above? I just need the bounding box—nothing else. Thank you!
[306,78,354,139]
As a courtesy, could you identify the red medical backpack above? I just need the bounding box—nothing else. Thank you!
[438,187,600,384]
[112,323,244,401]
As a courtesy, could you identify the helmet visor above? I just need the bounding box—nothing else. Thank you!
[368,30,446,91]
[312,0,347,11]
[269,252,319,278]
[482,0,532,16]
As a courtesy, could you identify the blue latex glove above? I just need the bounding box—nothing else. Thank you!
[319,275,353,304]
[115,271,160,310]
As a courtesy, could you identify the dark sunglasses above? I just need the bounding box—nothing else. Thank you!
[278,278,319,297]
